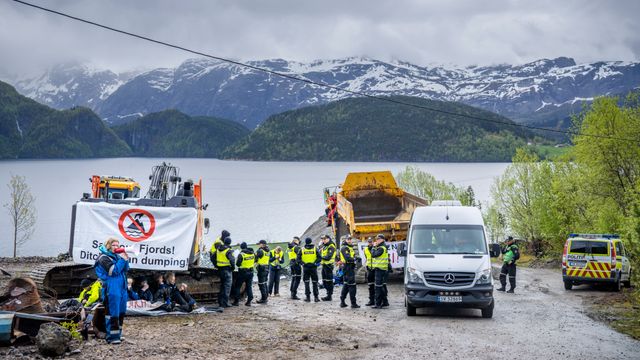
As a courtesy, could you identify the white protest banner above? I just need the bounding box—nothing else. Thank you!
[357,241,405,269]
[72,201,196,271]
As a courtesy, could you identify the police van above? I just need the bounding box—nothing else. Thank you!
[562,234,632,291]
[399,201,501,318]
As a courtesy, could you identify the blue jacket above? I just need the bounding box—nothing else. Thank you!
[95,245,130,298]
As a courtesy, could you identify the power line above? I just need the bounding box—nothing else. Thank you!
[11,0,639,143]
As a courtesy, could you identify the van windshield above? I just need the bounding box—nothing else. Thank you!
[410,225,487,255]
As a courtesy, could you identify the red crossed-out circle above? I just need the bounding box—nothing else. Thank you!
[118,209,156,242]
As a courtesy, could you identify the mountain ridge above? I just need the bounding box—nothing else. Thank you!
[10,57,640,129]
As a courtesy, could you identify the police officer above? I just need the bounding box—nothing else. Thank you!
[95,238,129,344]
[301,237,321,302]
[255,240,270,304]
[498,236,519,293]
[210,230,230,265]
[363,237,375,306]
[233,242,255,306]
[268,246,285,296]
[215,237,235,308]
[339,235,360,308]
[371,234,389,309]
[288,236,302,300]
[319,235,336,301]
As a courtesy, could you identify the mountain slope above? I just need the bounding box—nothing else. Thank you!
[12,57,640,129]
[223,96,535,162]
[112,110,249,158]
[0,80,131,159]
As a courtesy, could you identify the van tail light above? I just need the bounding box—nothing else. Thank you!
[611,244,617,268]
[562,243,568,268]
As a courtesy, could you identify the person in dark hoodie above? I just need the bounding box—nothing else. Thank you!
[288,237,302,300]
[301,237,321,302]
[137,279,153,302]
[232,242,255,306]
[214,237,235,308]
[255,240,270,304]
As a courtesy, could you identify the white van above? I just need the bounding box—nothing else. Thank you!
[399,201,500,318]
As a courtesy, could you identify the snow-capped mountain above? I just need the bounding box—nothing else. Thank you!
[11,57,640,129]
[13,62,134,110]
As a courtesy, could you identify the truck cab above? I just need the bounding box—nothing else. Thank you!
[400,201,500,318]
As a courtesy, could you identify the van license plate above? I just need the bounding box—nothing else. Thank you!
[569,261,586,268]
[438,296,462,303]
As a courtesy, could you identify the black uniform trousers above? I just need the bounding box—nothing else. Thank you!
[374,268,389,307]
[257,265,269,301]
[321,264,334,297]
[340,263,357,305]
[232,269,254,303]
[303,265,319,298]
[499,263,517,289]
[268,267,281,295]
[366,267,375,304]
[290,263,302,296]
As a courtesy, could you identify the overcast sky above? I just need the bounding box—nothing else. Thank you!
[1,0,639,76]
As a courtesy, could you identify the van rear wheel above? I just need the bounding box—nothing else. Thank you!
[563,281,573,290]
[612,276,622,292]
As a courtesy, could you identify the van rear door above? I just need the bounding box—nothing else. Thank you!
[566,240,611,279]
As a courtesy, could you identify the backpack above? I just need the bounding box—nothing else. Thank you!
[512,246,521,261]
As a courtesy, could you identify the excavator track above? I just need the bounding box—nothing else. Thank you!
[31,262,221,303]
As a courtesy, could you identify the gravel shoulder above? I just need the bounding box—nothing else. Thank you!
[1,261,638,359]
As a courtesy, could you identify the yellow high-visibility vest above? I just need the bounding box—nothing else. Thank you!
[371,245,388,270]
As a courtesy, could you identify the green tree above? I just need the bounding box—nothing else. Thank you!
[4,175,37,257]
[396,166,476,206]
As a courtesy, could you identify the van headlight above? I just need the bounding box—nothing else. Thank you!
[407,267,423,284]
[476,268,492,285]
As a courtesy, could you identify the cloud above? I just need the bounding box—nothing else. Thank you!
[1,0,639,76]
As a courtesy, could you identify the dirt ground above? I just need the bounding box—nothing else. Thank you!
[1,261,639,360]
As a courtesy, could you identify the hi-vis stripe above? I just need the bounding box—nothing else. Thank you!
[567,262,612,278]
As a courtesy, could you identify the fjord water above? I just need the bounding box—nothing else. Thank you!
[0,159,508,256]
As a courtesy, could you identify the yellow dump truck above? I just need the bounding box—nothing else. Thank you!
[325,171,428,243]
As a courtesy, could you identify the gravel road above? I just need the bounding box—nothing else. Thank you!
[1,264,638,359]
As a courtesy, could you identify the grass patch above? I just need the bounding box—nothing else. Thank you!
[587,290,640,340]
[534,144,572,160]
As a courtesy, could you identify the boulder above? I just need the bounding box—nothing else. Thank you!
[35,323,71,357]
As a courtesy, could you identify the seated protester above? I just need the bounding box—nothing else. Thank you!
[77,278,102,307]
[137,279,153,302]
[165,272,194,312]
[177,283,197,312]
[153,274,173,310]
[127,278,140,301]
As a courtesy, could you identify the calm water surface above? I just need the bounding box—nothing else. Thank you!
[0,159,508,256]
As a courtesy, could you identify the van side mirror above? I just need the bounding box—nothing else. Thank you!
[398,242,407,257]
[490,243,501,258]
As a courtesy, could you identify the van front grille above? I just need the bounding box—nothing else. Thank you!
[424,272,475,287]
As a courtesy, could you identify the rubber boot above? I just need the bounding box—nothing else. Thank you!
[340,300,348,308]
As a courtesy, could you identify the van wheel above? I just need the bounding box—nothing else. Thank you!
[612,276,621,292]
[563,281,573,290]
[406,301,416,316]
[481,301,494,319]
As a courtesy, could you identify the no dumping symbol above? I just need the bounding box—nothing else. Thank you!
[118,209,156,242]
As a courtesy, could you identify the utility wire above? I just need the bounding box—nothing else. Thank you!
[11,0,639,143]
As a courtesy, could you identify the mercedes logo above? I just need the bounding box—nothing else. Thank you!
[444,273,456,284]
